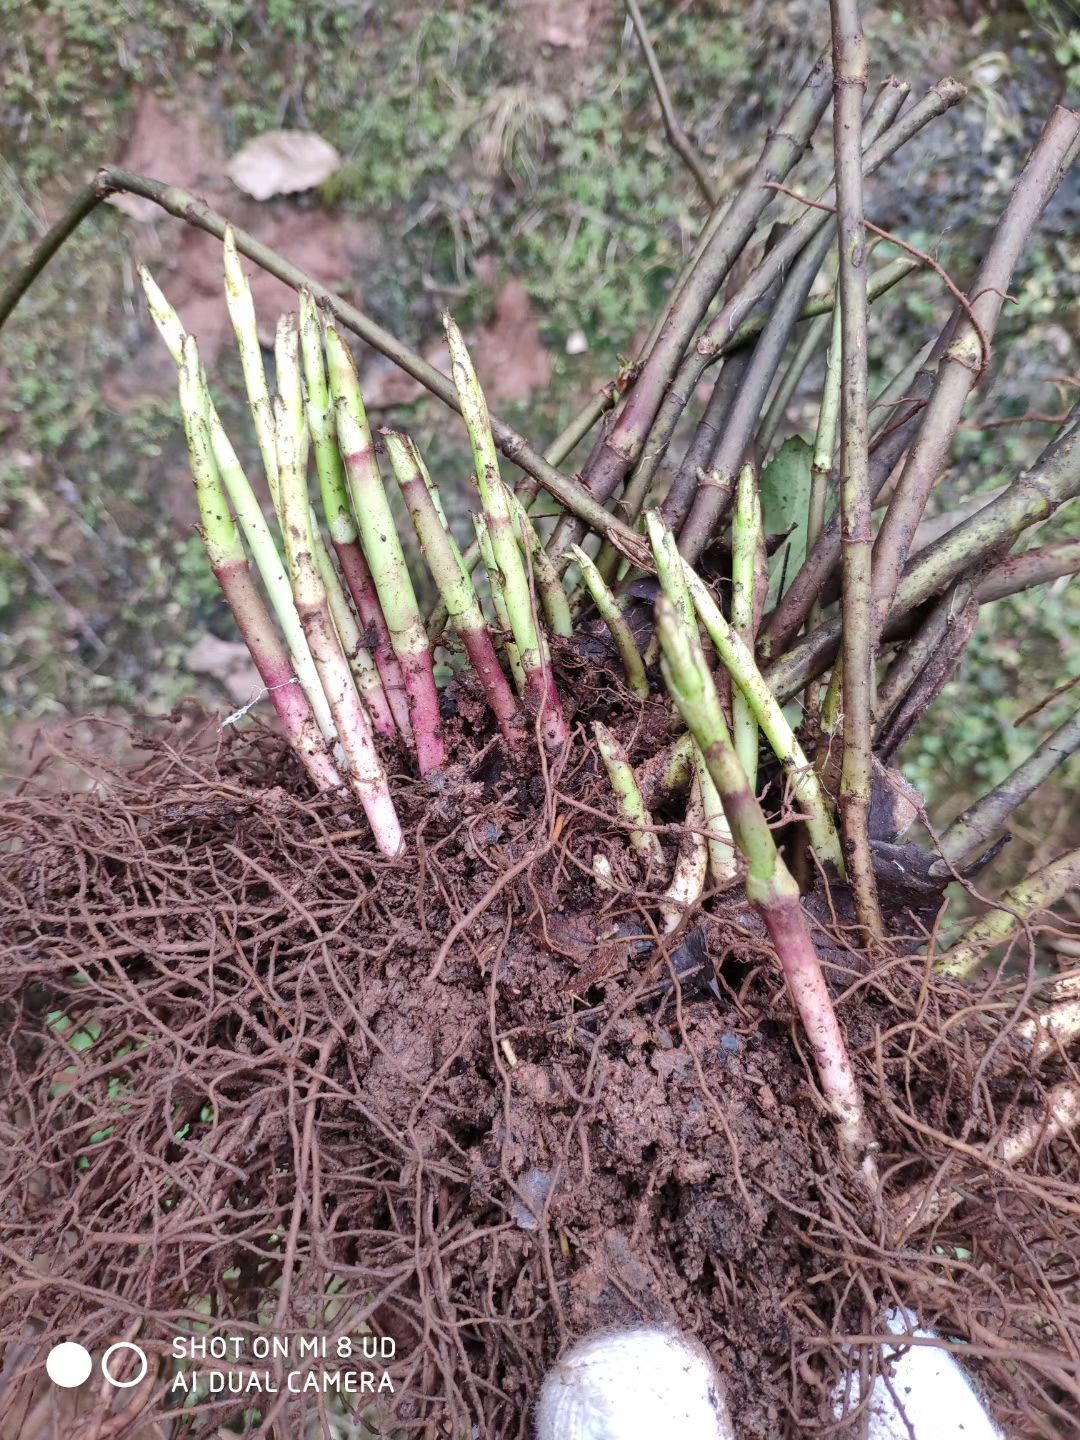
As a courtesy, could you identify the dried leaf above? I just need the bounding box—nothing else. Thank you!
[225,130,341,202]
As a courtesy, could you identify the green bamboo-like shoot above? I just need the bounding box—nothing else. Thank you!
[298,291,411,742]
[697,750,739,888]
[934,847,1080,981]
[177,338,340,792]
[731,462,762,789]
[274,313,310,478]
[660,771,708,932]
[642,510,694,666]
[655,595,875,1177]
[139,265,337,747]
[413,446,453,527]
[272,312,397,741]
[444,313,569,752]
[593,722,666,874]
[223,225,279,494]
[570,545,649,699]
[324,322,445,774]
[503,484,573,639]
[383,429,520,741]
[274,395,403,857]
[473,515,526,694]
[647,512,845,873]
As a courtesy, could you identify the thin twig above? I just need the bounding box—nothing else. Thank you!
[622,0,718,207]
[763,180,993,381]
[0,180,104,326]
[932,704,1080,872]
[760,321,955,659]
[634,78,967,558]
[870,105,1080,643]
[566,51,836,520]
[763,405,1080,701]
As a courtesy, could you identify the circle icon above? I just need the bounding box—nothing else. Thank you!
[46,1342,93,1389]
[101,1341,148,1389]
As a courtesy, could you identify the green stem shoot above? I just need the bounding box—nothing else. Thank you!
[325,323,445,773]
[593,722,666,874]
[655,595,875,1178]
[177,336,339,792]
[139,265,337,746]
[444,313,569,751]
[273,394,403,856]
[731,462,762,789]
[648,513,845,873]
[570,545,649,699]
[298,291,411,741]
[473,514,526,694]
[383,429,520,741]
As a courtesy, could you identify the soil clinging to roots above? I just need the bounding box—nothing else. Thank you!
[1,708,1079,1439]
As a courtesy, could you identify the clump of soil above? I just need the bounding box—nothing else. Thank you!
[1,707,1077,1439]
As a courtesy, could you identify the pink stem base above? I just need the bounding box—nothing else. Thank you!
[459,625,520,740]
[757,888,876,1183]
[526,663,570,752]
[334,537,413,743]
[400,649,446,774]
[213,559,340,791]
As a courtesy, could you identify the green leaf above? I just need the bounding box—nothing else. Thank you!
[760,436,813,608]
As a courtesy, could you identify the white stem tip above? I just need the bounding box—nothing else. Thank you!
[536,1326,733,1440]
